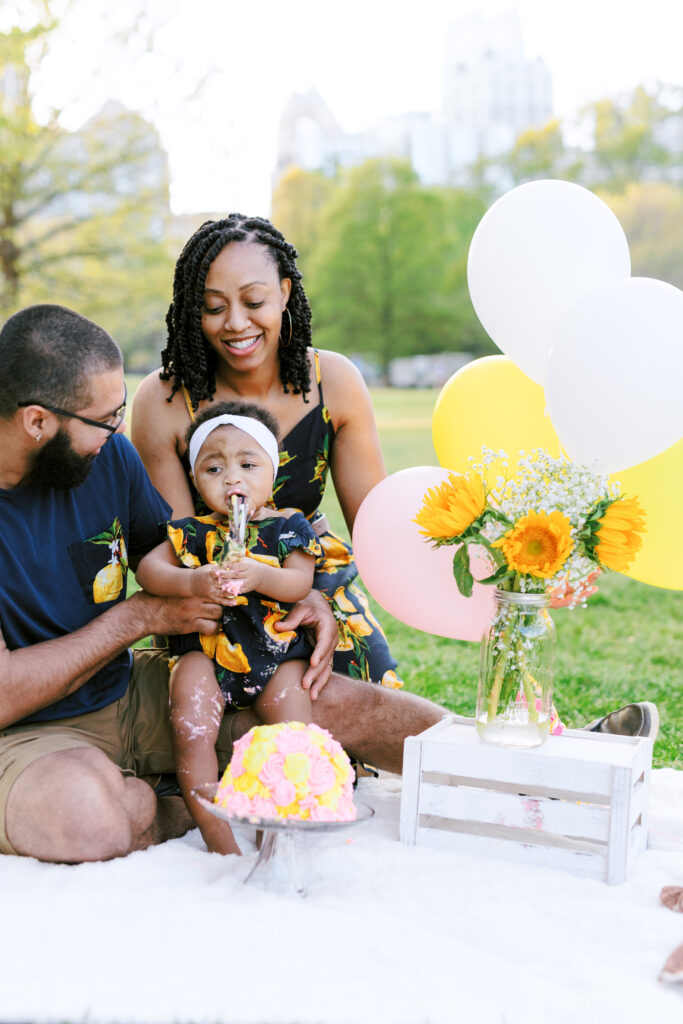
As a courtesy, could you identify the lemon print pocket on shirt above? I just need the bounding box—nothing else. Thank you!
[68,518,129,605]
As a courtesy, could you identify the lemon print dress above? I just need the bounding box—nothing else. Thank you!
[181,352,402,689]
[167,511,321,709]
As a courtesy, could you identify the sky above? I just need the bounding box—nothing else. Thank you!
[10,0,683,215]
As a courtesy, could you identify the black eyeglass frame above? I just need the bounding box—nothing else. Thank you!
[17,385,127,435]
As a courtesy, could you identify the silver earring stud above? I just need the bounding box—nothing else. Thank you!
[35,433,42,442]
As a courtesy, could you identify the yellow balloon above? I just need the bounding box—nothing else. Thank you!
[611,435,683,590]
[432,355,562,477]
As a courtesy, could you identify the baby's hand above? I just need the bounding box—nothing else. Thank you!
[189,564,231,601]
[221,578,243,607]
[222,556,263,597]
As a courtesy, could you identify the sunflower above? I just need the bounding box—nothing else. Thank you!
[493,510,573,578]
[415,472,486,540]
[594,497,646,572]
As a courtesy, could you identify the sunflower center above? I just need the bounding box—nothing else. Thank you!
[521,529,554,564]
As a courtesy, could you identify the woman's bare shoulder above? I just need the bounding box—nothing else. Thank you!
[133,368,175,405]
[316,349,372,423]
[131,370,190,450]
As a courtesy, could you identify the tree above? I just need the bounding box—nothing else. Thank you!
[306,159,492,371]
[582,84,682,191]
[602,182,683,289]
[0,5,174,363]
[505,118,583,185]
[270,166,335,273]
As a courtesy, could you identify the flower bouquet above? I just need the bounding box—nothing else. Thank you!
[414,449,646,746]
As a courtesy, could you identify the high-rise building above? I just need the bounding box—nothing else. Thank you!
[273,9,554,191]
[443,9,553,174]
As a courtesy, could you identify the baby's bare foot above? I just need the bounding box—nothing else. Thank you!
[660,943,683,983]
[660,886,683,912]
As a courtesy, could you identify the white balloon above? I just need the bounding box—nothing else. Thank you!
[546,277,683,473]
[467,180,631,385]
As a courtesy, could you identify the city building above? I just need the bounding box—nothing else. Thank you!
[273,9,554,192]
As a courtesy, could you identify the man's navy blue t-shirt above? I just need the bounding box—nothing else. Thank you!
[0,434,171,724]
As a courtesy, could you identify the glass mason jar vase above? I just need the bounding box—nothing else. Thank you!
[476,589,556,748]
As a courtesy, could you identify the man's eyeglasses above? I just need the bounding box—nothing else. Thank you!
[18,386,127,435]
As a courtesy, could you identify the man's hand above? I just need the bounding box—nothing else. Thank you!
[132,590,222,637]
[274,590,338,700]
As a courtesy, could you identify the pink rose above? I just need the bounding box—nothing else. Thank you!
[251,796,278,819]
[228,746,245,779]
[224,791,252,817]
[276,727,314,756]
[258,752,286,789]
[272,778,296,808]
[307,752,337,796]
[298,794,318,812]
[310,805,339,822]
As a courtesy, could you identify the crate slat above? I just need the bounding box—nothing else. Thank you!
[417,781,612,842]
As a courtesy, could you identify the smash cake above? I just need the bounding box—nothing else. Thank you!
[215,721,357,822]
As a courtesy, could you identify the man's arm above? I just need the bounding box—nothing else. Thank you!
[0,591,220,730]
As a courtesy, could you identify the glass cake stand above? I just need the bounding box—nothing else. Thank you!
[192,781,374,897]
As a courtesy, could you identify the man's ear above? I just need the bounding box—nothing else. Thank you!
[18,404,48,442]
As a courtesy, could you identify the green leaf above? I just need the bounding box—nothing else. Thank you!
[478,565,513,586]
[452,544,474,597]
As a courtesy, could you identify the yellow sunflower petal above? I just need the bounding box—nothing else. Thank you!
[414,472,486,540]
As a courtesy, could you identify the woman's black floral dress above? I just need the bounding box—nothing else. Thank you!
[181,352,402,688]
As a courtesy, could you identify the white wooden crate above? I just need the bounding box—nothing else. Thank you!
[400,715,653,885]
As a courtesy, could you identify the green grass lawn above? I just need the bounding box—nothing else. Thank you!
[126,378,682,769]
[326,388,683,770]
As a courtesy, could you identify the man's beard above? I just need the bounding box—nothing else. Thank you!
[24,429,97,489]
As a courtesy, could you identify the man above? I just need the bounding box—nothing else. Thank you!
[0,304,657,864]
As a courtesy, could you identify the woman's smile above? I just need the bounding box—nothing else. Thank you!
[222,333,263,355]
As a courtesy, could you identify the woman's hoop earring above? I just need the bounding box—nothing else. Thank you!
[280,307,293,348]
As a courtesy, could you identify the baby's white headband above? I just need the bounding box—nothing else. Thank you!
[188,415,280,479]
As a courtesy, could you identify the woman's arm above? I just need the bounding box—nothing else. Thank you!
[130,371,196,519]
[223,550,315,604]
[317,350,387,534]
[136,540,229,602]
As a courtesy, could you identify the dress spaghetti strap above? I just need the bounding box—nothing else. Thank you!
[181,386,196,424]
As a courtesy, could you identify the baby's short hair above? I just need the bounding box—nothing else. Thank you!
[185,400,280,451]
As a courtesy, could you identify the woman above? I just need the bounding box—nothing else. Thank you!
[132,213,402,690]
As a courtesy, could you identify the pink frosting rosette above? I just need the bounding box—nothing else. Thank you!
[275,726,315,756]
[307,751,337,796]
[257,752,286,789]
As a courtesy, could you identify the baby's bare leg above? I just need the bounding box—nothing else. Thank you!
[254,660,312,725]
[169,652,240,855]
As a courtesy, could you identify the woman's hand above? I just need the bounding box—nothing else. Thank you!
[549,570,601,608]
[274,590,338,699]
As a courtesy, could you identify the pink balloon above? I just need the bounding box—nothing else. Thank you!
[352,467,496,642]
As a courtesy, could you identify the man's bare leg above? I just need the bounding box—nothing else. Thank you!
[5,746,191,863]
[230,673,445,775]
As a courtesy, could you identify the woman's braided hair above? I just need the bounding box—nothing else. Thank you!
[161,213,312,410]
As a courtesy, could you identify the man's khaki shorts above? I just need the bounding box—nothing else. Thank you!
[0,649,237,855]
